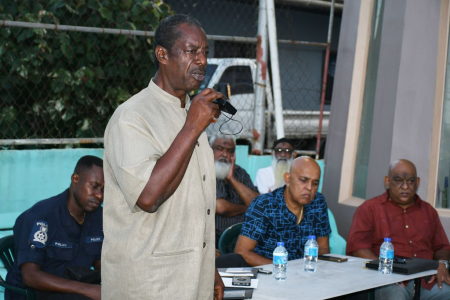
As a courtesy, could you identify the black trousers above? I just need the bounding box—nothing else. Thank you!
[216,253,250,268]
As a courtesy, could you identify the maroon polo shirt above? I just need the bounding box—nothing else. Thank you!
[346,191,450,289]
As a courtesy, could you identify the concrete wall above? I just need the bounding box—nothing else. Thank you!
[324,0,450,240]
[322,1,360,239]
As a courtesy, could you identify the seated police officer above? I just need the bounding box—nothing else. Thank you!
[5,155,104,300]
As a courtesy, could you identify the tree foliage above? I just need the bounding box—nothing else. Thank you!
[0,0,173,143]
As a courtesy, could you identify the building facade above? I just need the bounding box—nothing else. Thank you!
[324,0,450,239]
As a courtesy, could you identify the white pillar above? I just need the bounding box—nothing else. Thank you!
[266,0,285,139]
[253,0,269,153]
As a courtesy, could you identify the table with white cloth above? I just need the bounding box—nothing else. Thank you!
[252,255,436,300]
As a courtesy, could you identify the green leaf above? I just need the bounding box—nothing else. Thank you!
[58,33,70,45]
[99,7,112,20]
[1,106,18,124]
[131,3,143,17]
[62,106,76,121]
[17,29,31,42]
[61,44,74,59]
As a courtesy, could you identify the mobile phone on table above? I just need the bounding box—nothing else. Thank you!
[318,255,348,262]
[257,268,272,274]
[232,276,251,286]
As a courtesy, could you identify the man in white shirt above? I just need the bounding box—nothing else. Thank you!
[255,138,296,194]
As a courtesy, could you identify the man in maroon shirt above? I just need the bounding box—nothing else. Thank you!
[347,159,450,299]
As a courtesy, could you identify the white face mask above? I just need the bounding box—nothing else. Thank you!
[215,159,232,180]
[271,154,294,190]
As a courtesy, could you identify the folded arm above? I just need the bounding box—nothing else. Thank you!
[317,236,330,255]
[234,235,272,267]
[21,263,100,300]
[226,177,259,207]
[215,198,247,217]
[351,249,378,260]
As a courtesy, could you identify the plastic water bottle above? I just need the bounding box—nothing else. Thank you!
[304,235,319,272]
[273,242,288,281]
[379,237,394,274]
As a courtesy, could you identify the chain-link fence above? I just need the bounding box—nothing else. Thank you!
[0,0,342,155]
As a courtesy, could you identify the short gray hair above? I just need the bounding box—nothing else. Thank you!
[209,132,236,147]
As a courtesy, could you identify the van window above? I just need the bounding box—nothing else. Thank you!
[218,66,254,95]
[198,64,218,92]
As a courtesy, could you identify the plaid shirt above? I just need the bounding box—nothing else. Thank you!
[241,186,331,260]
[215,164,258,235]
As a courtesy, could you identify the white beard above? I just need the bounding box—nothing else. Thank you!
[215,160,232,180]
[271,154,293,190]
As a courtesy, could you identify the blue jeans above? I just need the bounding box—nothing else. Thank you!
[375,280,450,300]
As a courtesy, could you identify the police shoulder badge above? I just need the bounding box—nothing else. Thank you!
[30,221,48,248]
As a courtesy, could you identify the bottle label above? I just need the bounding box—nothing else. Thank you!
[273,253,288,264]
[306,246,318,256]
[380,249,394,259]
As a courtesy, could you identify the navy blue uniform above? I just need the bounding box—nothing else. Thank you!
[5,189,103,300]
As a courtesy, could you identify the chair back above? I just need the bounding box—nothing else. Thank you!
[0,235,15,272]
[0,235,36,300]
[328,209,347,255]
[218,223,243,255]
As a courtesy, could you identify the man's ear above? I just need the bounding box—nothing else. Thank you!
[71,173,79,186]
[293,152,297,158]
[384,176,389,190]
[155,45,169,65]
[284,172,290,186]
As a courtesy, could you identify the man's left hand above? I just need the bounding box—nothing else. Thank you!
[214,268,224,300]
[428,263,450,289]
[226,153,236,182]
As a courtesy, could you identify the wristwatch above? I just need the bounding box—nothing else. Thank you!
[438,260,449,270]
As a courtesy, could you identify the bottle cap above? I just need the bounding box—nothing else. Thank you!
[384,237,391,242]
[308,235,316,240]
[277,242,285,247]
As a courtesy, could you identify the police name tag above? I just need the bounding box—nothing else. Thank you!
[85,236,103,243]
[50,241,73,248]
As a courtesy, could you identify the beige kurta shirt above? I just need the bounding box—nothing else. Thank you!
[102,79,216,299]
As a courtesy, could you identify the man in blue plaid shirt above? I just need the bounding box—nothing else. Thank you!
[235,156,331,266]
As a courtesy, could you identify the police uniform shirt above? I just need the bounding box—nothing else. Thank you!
[5,189,103,299]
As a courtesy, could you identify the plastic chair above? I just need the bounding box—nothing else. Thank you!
[218,223,243,255]
[0,235,35,300]
[328,209,347,255]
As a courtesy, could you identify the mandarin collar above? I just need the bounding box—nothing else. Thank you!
[148,78,190,108]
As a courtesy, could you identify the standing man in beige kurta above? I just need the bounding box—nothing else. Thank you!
[102,14,224,299]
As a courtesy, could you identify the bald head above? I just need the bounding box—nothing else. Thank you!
[290,156,321,176]
[388,159,417,177]
[385,159,420,209]
[284,156,321,208]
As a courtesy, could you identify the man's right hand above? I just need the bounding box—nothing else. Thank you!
[186,88,222,132]
[83,284,101,300]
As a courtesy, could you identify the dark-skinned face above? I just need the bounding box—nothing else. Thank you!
[384,160,420,209]
[72,165,104,213]
[164,23,209,93]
